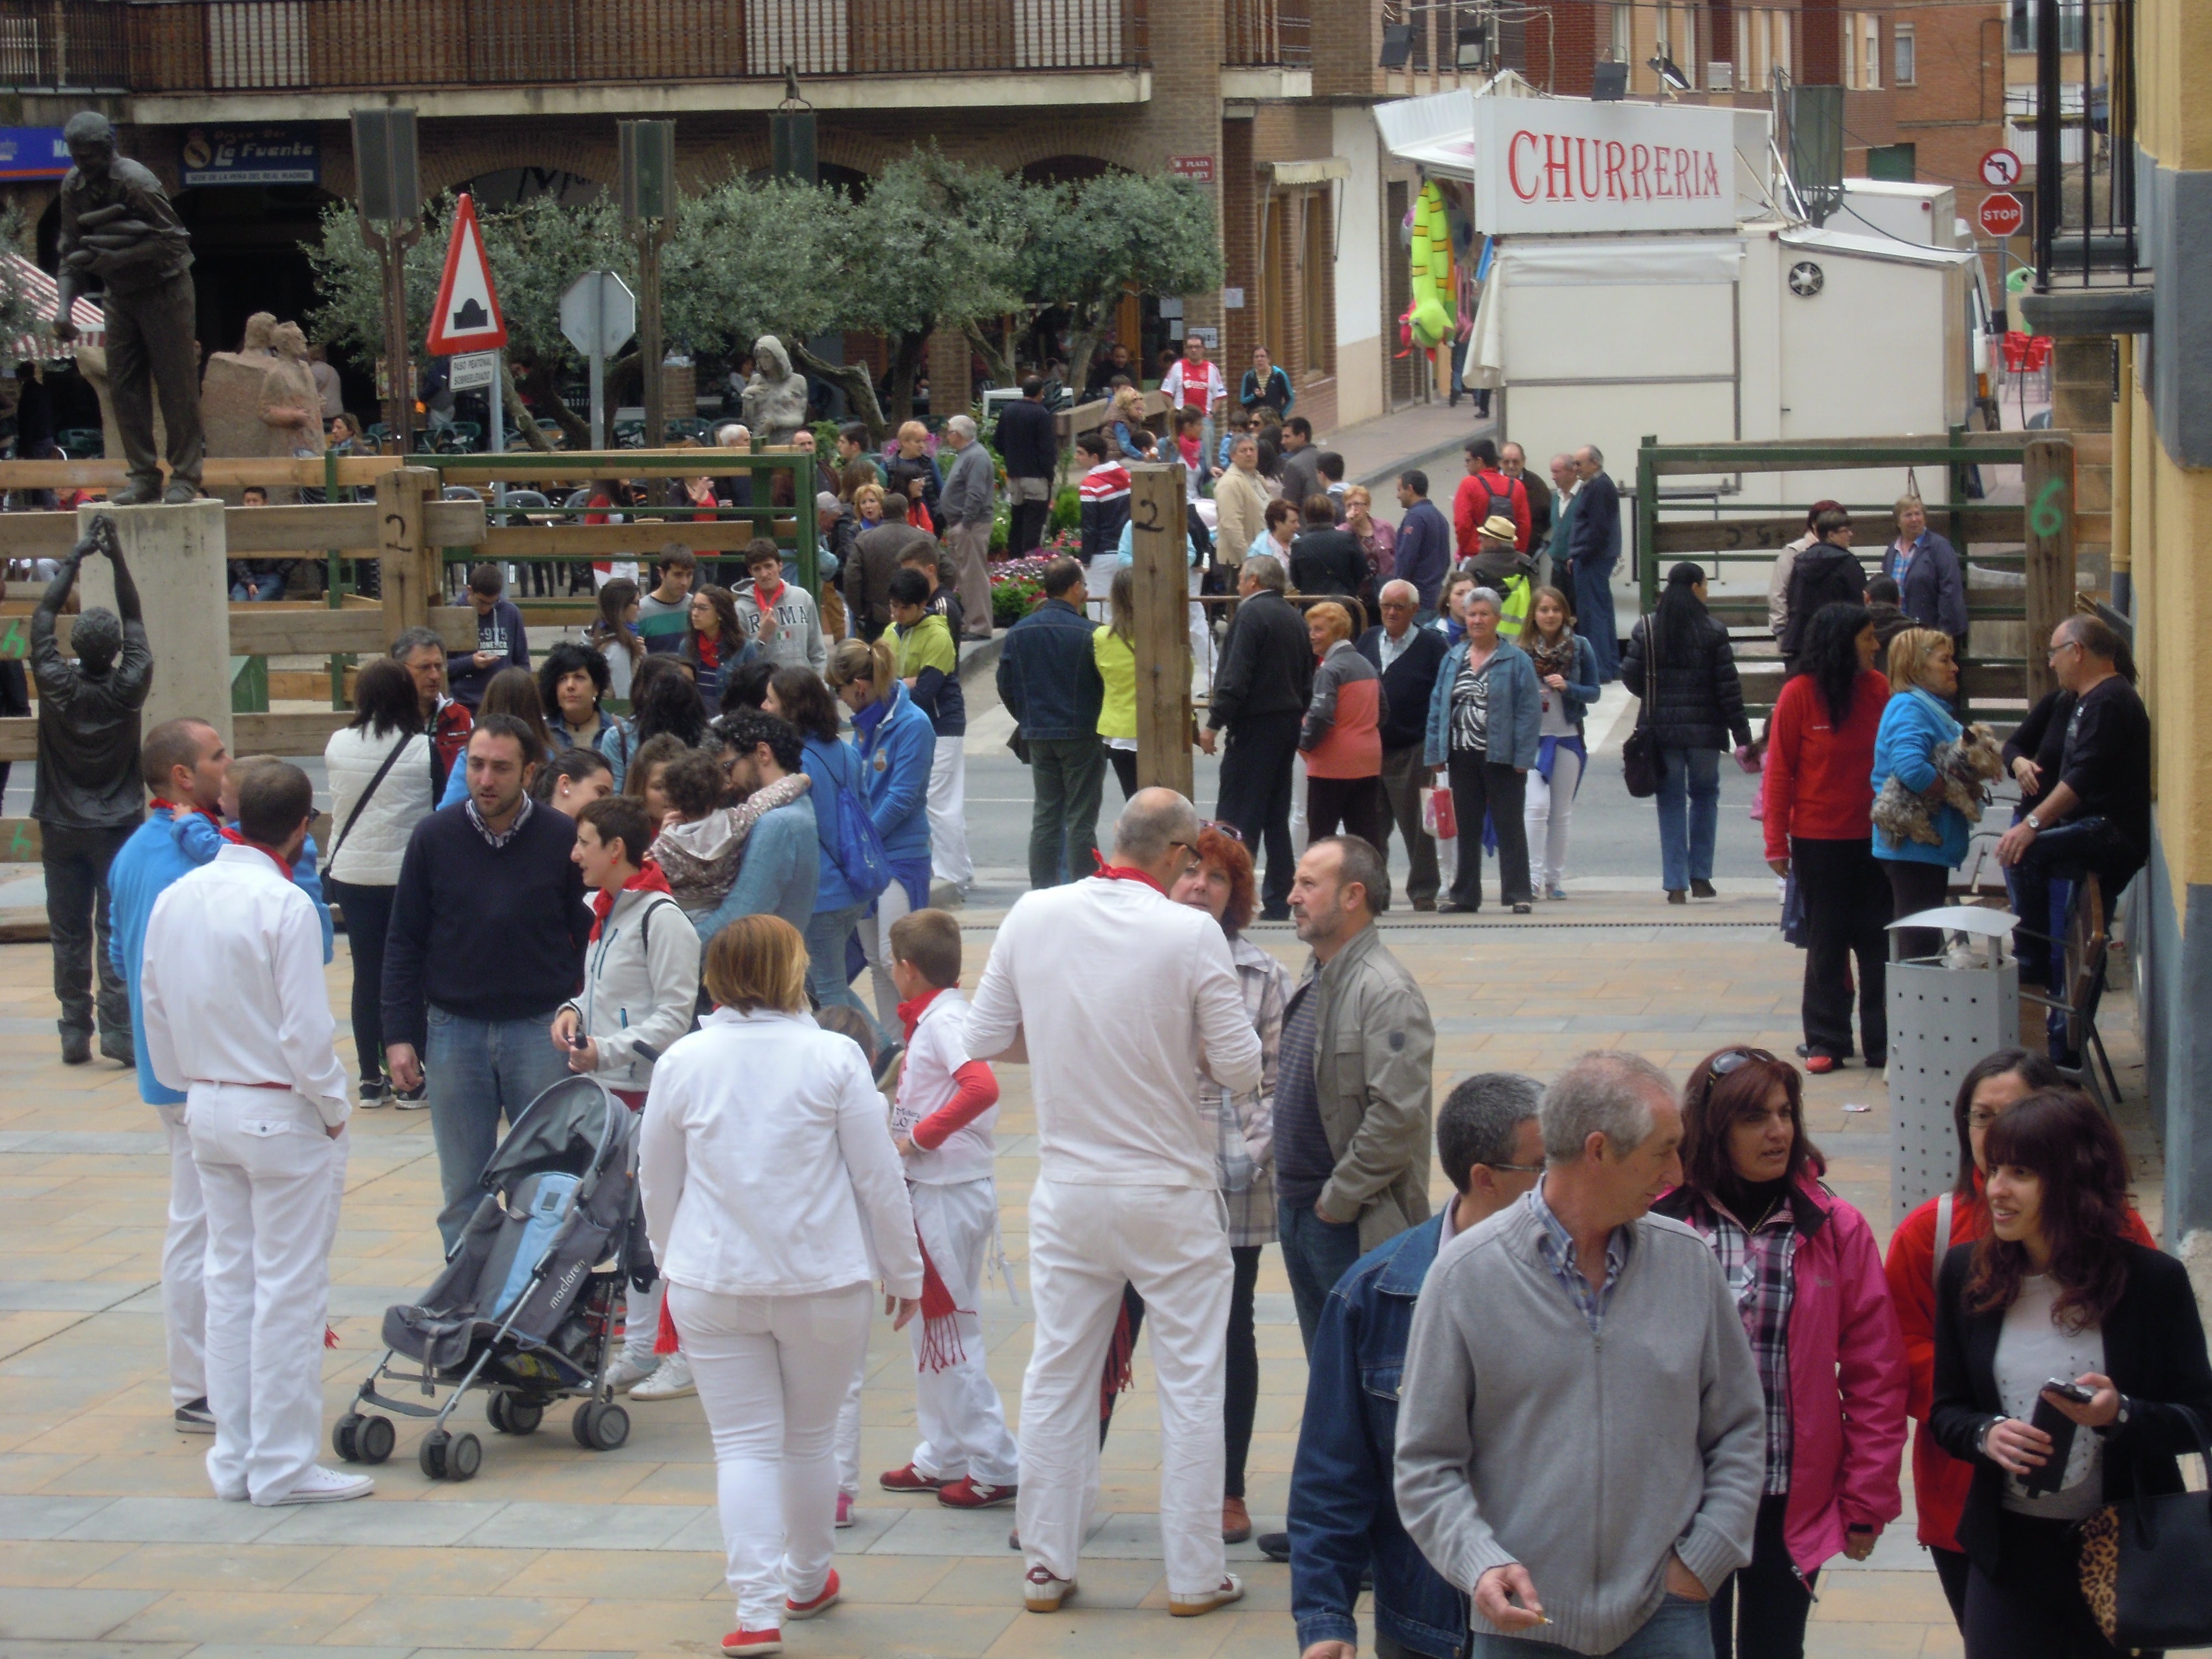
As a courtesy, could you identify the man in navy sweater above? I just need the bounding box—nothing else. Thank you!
[382,714,591,1248]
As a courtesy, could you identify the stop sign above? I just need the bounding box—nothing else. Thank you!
[1979,192,2025,238]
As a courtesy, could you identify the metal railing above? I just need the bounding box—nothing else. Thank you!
[0,0,1149,91]
[2031,0,2142,290]
[1225,0,1307,67]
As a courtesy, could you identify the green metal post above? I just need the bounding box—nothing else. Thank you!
[326,447,349,708]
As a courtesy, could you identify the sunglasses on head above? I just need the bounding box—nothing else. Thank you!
[1198,819,1245,844]
[1699,1047,1781,1104]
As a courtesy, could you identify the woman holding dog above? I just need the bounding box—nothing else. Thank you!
[1871,628,1970,960]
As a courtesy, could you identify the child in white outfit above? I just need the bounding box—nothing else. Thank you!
[875,909,1020,1507]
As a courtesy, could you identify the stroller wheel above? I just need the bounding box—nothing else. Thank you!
[574,1400,630,1452]
[446,1431,483,1481]
[333,1414,362,1463]
[419,1429,451,1481]
[358,1415,395,1464]
[486,1393,510,1433]
[507,1399,544,1436]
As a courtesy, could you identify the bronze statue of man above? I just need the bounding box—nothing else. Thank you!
[52,112,205,506]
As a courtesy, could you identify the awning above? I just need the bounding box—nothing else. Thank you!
[1371,74,1542,177]
[1496,236,1746,285]
[1266,158,1353,187]
[6,253,104,364]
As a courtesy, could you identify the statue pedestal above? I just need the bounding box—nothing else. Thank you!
[75,500,233,749]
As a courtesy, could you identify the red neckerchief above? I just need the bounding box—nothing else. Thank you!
[237,838,293,879]
[695,632,721,670]
[150,797,221,827]
[591,860,673,942]
[1091,851,1166,895]
[755,573,784,608]
[897,985,947,1042]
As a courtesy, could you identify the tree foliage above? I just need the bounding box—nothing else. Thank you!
[305,156,1222,445]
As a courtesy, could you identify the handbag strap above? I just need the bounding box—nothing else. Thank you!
[1634,613,1660,729]
[326,732,414,872]
[1932,1192,1953,1295]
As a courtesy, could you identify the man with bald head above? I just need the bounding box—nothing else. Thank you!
[1359,582,1449,910]
[968,789,1265,1620]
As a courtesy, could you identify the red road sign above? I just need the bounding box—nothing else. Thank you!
[425,192,508,356]
[1979,148,2022,188]
[1978,192,2025,239]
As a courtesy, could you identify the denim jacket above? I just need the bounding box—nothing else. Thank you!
[1291,1212,1468,1659]
[1422,636,1542,770]
[996,598,1105,742]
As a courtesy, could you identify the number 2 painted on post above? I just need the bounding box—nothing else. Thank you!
[1131,498,1162,531]
[2029,478,2067,539]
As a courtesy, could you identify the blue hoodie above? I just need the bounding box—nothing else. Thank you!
[107,807,334,1106]
[851,677,936,867]
[1871,685,1971,867]
[799,734,871,914]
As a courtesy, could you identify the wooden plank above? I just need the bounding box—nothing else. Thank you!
[481,521,790,556]
[2022,437,2076,703]
[224,606,474,656]
[423,499,490,545]
[1650,509,2026,556]
[0,498,484,560]
[0,817,39,860]
[1646,432,2067,477]
[1129,463,1193,797]
[0,719,36,763]
[0,456,390,488]
[377,467,444,640]
[235,710,352,754]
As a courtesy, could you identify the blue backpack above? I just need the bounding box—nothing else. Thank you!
[821,746,891,900]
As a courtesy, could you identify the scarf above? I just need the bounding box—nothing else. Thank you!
[589,860,673,942]
[150,797,220,826]
[1527,631,1578,686]
[1090,851,1166,894]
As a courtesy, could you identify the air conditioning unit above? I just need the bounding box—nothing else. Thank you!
[1707,60,1735,90]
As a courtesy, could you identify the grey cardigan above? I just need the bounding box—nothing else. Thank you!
[1394,1198,1766,1655]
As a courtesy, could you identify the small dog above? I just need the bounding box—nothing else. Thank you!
[1874,723,2006,847]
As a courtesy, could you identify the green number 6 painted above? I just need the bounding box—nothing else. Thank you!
[2029,477,2068,539]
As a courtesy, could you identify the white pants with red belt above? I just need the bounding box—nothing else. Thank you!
[906,1177,1018,1487]
[1017,1178,1229,1598]
[155,1101,208,1408]
[187,1084,346,1504]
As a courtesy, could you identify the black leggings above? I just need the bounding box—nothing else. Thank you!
[1932,1545,1970,1630]
[1886,858,1952,961]
[1709,1493,1815,1659]
[326,878,395,1086]
[1096,1245,1263,1501]
[1963,1511,2131,1659]
[1107,746,1139,801]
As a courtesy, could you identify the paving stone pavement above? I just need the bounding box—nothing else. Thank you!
[6,900,2141,1659]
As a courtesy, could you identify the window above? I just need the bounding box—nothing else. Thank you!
[1893,22,1915,84]
[1609,2,1631,64]
[1866,143,1916,180]
[1773,8,1790,78]
[1843,11,1879,88]
[1301,191,1330,376]
[2008,0,2085,53]
[1864,14,1880,87]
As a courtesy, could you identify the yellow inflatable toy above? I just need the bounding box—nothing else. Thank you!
[1408,181,1456,348]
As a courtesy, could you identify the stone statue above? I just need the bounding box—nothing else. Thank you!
[51,112,204,506]
[740,334,810,446]
[264,322,325,461]
[199,314,321,503]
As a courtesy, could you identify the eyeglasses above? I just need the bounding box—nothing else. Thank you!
[1483,1161,1546,1175]
[2047,640,2080,661]
[1968,1108,2002,1130]
[1199,819,1246,844]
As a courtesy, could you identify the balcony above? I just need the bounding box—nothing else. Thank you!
[0,0,1151,109]
[1224,0,1305,67]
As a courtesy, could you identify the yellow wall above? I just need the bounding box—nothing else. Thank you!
[2130,379,2212,905]
[2140,0,2212,170]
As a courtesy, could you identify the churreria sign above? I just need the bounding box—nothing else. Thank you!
[1470,98,1738,234]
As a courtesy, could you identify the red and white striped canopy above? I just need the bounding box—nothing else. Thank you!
[7,253,105,363]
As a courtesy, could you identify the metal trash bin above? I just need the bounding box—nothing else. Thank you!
[1886,905,2021,1225]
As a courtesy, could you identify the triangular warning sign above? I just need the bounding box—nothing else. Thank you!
[425,192,508,355]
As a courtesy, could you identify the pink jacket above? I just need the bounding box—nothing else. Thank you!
[1659,1175,1909,1577]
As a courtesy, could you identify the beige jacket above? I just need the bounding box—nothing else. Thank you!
[1214,463,1270,570]
[1303,923,1437,1252]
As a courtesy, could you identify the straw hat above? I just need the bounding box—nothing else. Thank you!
[1477,513,1519,546]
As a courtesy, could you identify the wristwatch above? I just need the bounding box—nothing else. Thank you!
[2096,1395,2132,1437]
[2025,812,2044,832]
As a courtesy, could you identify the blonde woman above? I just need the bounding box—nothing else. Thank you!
[1094,566,1142,800]
[639,915,922,1656]
[1517,585,1602,899]
[1109,385,1156,464]
[1343,482,1396,591]
[1871,626,1968,958]
[1298,601,1387,847]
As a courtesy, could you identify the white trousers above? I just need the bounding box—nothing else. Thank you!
[1188,566,1214,698]
[927,734,972,891]
[1018,1178,1229,1597]
[859,879,915,1037]
[835,1361,863,1500]
[156,1102,208,1407]
[1289,752,1311,857]
[672,1280,874,1632]
[1524,744,1584,893]
[907,1178,1019,1486]
[188,1086,346,1504]
[622,1275,666,1367]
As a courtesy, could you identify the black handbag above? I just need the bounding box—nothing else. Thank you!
[2079,1404,2212,1652]
[1621,617,1664,799]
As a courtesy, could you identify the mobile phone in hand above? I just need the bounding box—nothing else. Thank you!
[2043,1377,2096,1405]
[2022,1392,2080,1496]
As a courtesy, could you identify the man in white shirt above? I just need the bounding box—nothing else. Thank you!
[141,761,363,1507]
[966,789,1264,1619]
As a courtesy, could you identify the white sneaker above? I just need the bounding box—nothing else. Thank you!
[628,1352,696,1400]
[607,1354,660,1394]
[258,1465,374,1506]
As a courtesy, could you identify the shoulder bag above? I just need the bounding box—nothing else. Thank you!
[324,732,415,875]
[2079,1404,2212,1652]
[1621,617,1665,798]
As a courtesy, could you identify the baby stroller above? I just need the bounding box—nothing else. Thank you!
[334,1076,652,1481]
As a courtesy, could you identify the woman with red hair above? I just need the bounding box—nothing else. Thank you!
[1653,1047,1907,1659]
[1931,1090,2212,1658]
[1173,823,1290,1545]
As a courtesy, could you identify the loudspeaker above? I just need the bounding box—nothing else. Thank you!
[352,108,419,223]
[619,120,676,222]
[1592,61,1629,100]
[770,109,817,185]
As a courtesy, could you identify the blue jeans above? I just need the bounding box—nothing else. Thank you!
[425,1004,572,1251]
[230,571,285,602]
[1474,1594,1714,1659]
[804,903,881,1047]
[1280,1200,1365,1355]
[1655,747,1721,892]
[1573,558,1620,680]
